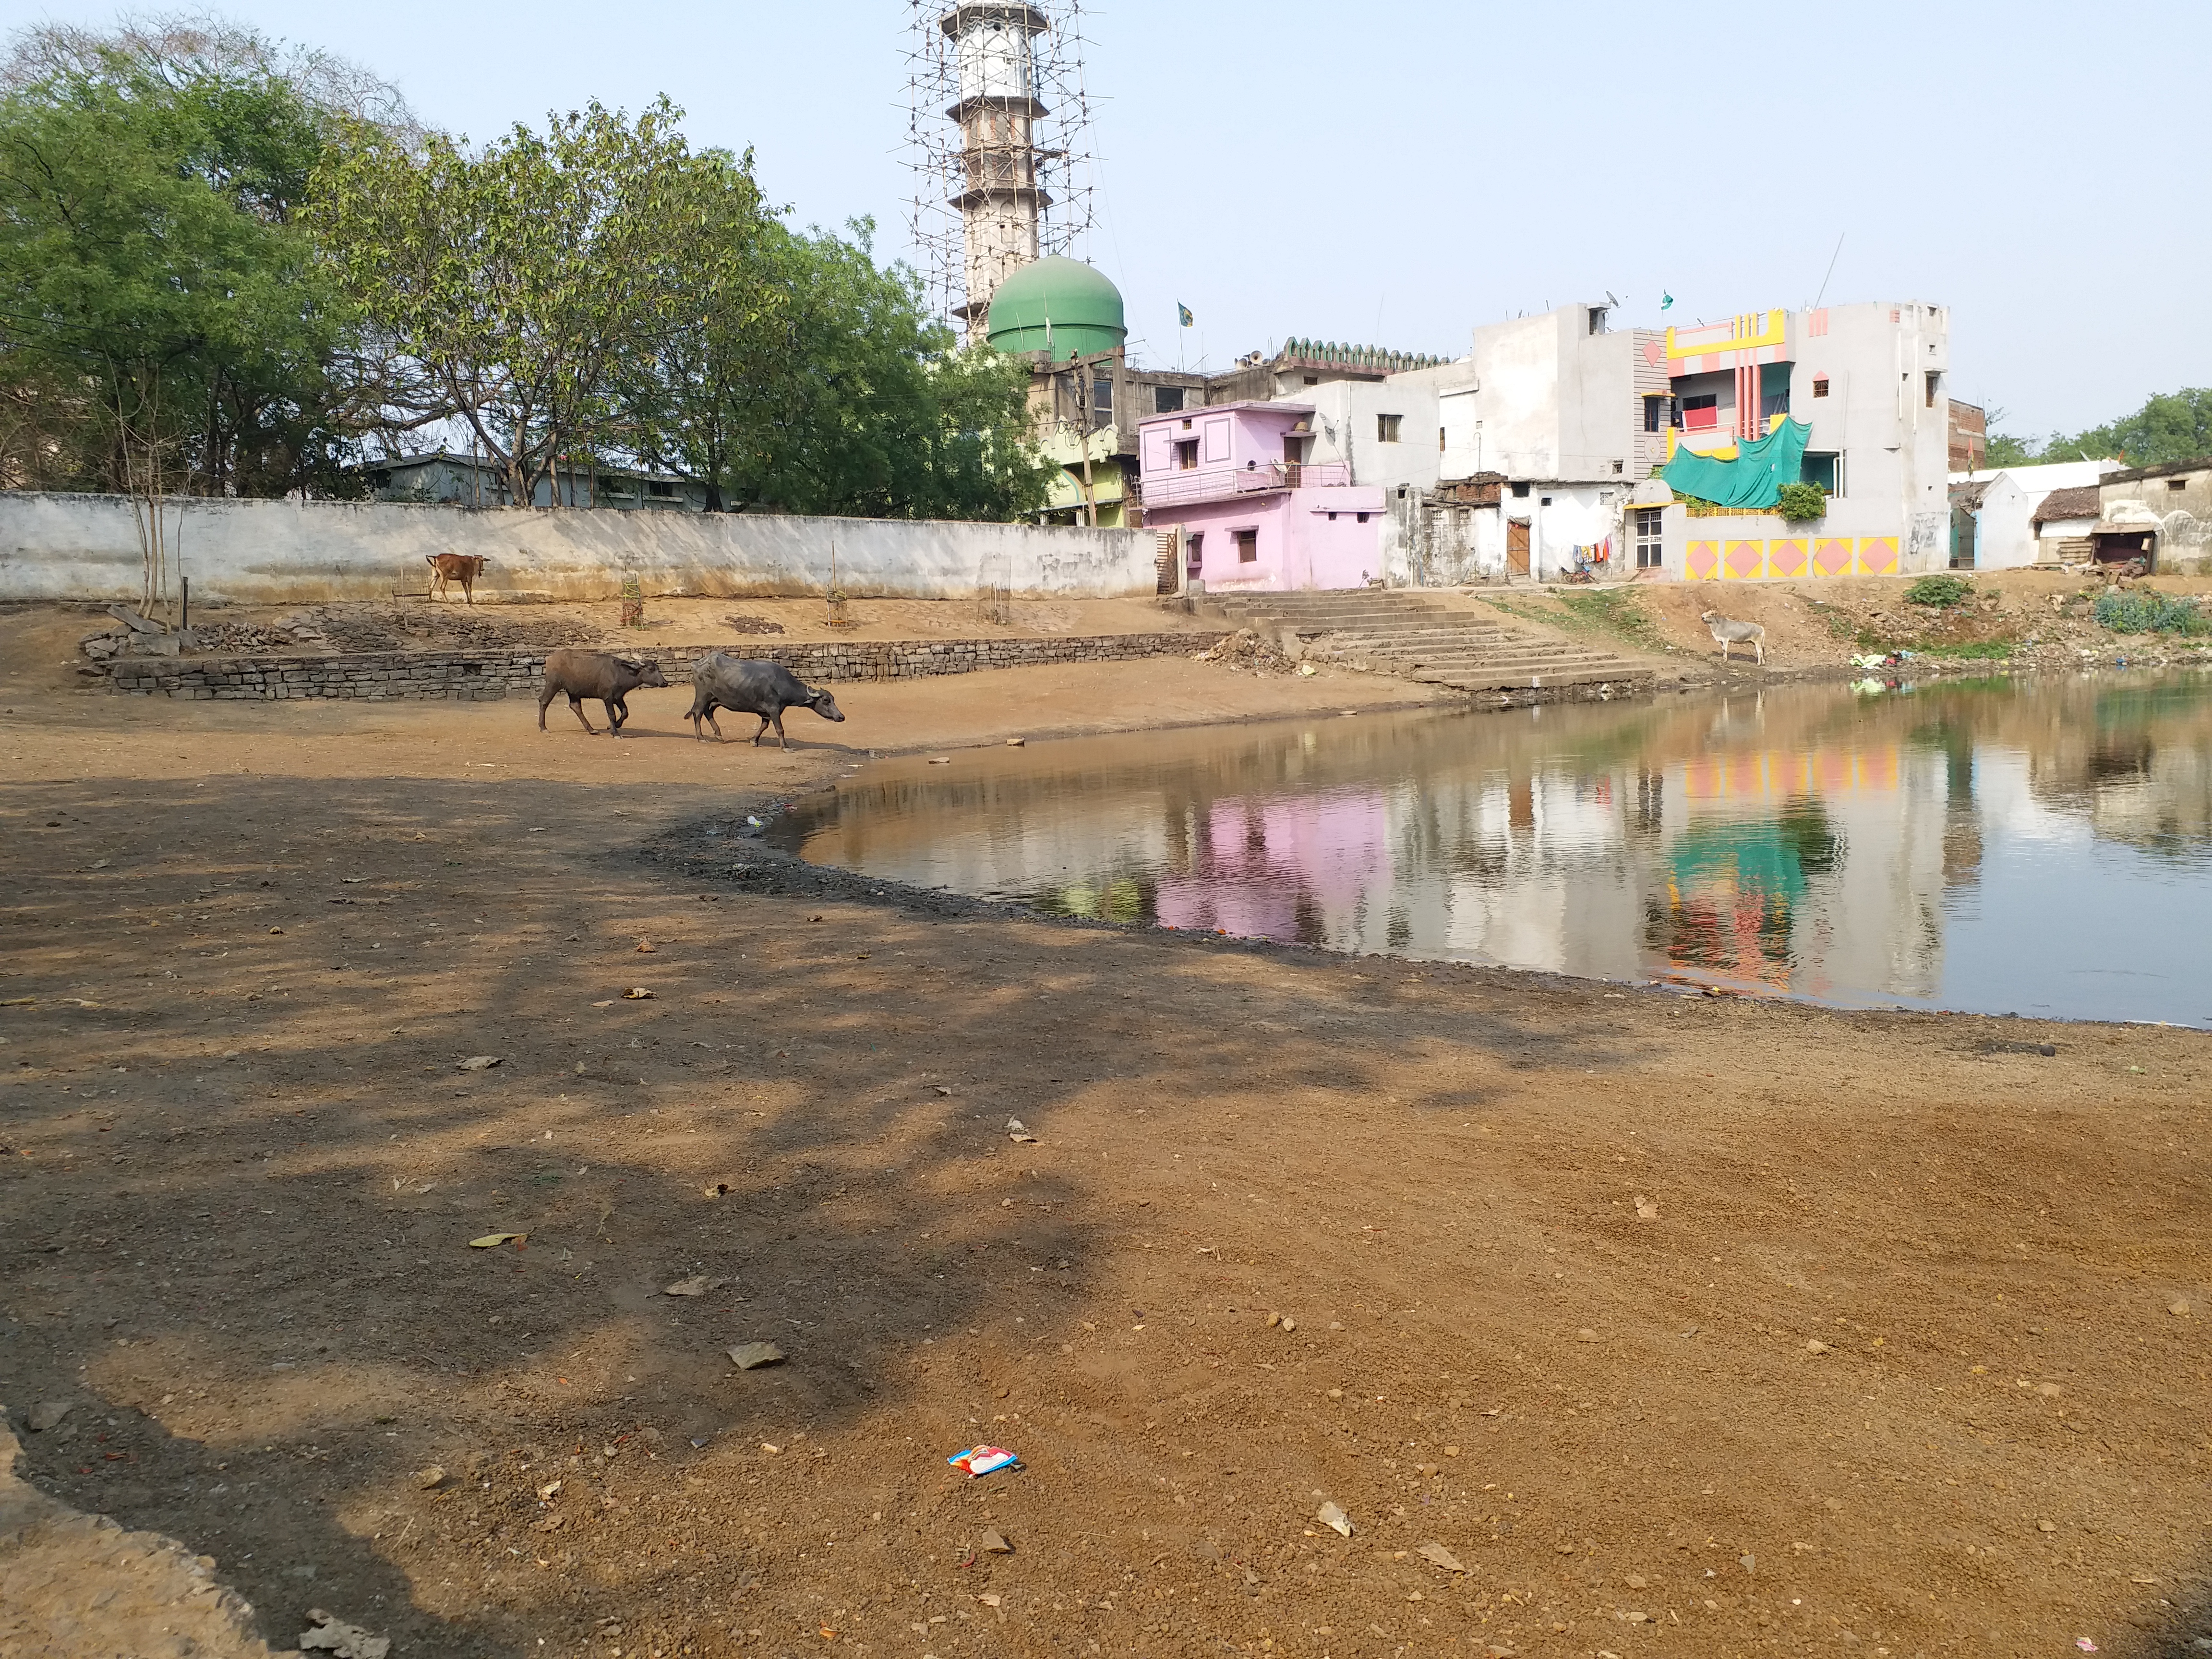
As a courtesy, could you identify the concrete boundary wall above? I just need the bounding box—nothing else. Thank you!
[0,493,1156,604]
[99,631,1230,701]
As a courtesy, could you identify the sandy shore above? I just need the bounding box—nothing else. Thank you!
[1,637,2207,1659]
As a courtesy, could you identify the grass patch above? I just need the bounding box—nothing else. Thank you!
[2095,589,2208,635]
[1905,575,1975,608]
[1553,588,1664,649]
[1483,589,1664,651]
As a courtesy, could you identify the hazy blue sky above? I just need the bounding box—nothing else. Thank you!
[10,0,2207,435]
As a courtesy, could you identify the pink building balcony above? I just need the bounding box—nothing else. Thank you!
[1141,458,1349,508]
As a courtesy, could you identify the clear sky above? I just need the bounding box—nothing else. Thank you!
[9,0,2207,436]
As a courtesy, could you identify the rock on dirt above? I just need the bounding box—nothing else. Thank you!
[0,1410,283,1658]
[24,1401,71,1433]
[727,1342,786,1370]
[299,1609,391,1659]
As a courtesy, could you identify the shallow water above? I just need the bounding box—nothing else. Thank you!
[773,673,2212,1027]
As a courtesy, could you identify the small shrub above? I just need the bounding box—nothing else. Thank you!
[1904,575,1974,608]
[1774,482,1828,524]
[2093,589,2208,635]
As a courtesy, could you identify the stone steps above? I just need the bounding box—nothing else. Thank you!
[1204,587,1652,695]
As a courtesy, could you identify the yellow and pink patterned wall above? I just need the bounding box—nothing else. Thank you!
[1683,536,1899,581]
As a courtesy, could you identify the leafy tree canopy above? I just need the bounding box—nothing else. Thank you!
[1984,387,2212,472]
[0,17,404,497]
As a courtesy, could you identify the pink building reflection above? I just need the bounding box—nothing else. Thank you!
[1154,790,1390,940]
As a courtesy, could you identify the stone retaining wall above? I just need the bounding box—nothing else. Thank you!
[101,631,1231,701]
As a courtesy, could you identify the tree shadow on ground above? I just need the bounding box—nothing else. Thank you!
[0,770,1626,1656]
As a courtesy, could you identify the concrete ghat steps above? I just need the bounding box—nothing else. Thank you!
[1206,588,1651,693]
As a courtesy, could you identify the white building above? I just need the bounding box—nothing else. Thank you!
[1948,458,2124,570]
[1254,300,1958,588]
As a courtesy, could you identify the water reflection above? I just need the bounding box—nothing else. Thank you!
[775,674,2212,1026]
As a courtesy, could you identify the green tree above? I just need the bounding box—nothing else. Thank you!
[311,98,696,508]
[2068,388,2212,469]
[0,20,404,504]
[0,25,377,610]
[1984,388,2212,471]
[632,212,1050,520]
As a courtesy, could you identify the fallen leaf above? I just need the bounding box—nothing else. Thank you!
[469,1233,527,1248]
[1418,1542,1466,1573]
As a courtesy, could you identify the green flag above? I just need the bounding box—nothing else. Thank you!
[1660,292,1674,311]
[1177,302,1194,328]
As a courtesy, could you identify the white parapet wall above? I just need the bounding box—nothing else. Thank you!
[0,493,1157,604]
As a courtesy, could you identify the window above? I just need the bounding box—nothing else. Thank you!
[1682,393,1719,431]
[1356,512,1370,524]
[1643,395,1666,433]
[1439,426,1447,453]
[1925,371,1942,409]
[1327,512,1338,521]
[1540,496,1552,506]
[1635,506,1664,570]
[1377,414,1403,443]
[1511,481,1531,499]
[1611,459,1623,475]
[1153,386,1184,414]
[1234,529,1259,563]
[1175,439,1199,470]
[1302,374,1319,386]
[1802,452,1844,497]
[1093,376,1114,415]
[1813,378,1830,398]
[648,480,674,498]
[2170,478,2188,492]
[1186,532,1203,569]
[1588,305,1609,336]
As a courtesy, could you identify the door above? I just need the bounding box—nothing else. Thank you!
[1507,518,1531,577]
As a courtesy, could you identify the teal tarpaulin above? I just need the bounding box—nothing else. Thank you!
[1661,417,1812,510]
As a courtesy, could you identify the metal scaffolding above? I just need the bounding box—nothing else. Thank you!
[902,0,1098,334]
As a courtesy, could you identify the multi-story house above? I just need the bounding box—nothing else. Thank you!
[1133,401,1386,592]
[1274,301,1956,588]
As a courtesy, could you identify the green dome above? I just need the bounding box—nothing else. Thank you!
[984,256,1127,357]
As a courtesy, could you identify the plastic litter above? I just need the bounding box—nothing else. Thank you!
[947,1445,1018,1478]
[1317,1501,1353,1537]
[1006,1118,1037,1144]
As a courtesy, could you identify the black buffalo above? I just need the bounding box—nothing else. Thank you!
[687,652,845,749]
[537,648,669,737]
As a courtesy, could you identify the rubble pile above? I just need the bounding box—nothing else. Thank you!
[1191,627,1298,674]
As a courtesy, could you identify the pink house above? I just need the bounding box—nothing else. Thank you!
[1136,402,1385,591]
